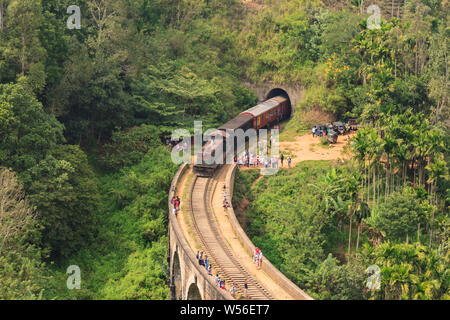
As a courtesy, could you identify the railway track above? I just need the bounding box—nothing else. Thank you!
[188,175,274,300]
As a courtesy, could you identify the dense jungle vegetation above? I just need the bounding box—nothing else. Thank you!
[0,0,448,299]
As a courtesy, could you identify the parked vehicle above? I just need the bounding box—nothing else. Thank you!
[326,123,334,133]
[332,121,346,135]
[327,129,338,144]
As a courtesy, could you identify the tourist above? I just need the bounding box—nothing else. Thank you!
[176,196,181,210]
[244,280,248,298]
[230,285,236,297]
[208,264,212,276]
[253,247,259,265]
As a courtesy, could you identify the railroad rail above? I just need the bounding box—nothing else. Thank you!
[188,175,274,300]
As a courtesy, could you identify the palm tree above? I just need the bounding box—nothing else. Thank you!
[382,132,396,197]
[352,130,370,204]
[347,202,354,261]
[425,155,449,248]
[355,201,371,256]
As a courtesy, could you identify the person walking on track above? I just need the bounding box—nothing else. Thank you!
[244,280,248,298]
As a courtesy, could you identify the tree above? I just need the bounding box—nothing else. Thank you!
[0,82,65,172]
[102,124,164,170]
[23,145,99,259]
[363,242,448,300]
[367,187,427,243]
[0,168,47,299]
[355,201,370,254]
[1,0,46,91]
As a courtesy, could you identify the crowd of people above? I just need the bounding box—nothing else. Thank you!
[222,185,231,208]
[170,195,181,216]
[196,251,232,294]
[196,251,213,276]
[312,126,326,137]
[236,150,292,169]
[253,247,263,269]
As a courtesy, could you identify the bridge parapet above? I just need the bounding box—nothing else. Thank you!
[168,164,231,300]
[226,164,313,300]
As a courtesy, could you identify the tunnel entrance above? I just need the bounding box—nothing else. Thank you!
[266,88,292,119]
[171,251,182,300]
[187,282,202,300]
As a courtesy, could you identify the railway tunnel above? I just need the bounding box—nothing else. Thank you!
[243,82,304,116]
[265,88,293,119]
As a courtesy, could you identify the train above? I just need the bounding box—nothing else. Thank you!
[193,96,291,177]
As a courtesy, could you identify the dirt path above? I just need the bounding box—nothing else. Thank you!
[239,132,354,171]
[280,132,354,167]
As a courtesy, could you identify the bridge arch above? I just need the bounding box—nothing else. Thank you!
[171,250,182,300]
[186,281,202,300]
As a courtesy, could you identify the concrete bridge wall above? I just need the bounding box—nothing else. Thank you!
[168,164,231,300]
[243,81,305,112]
[168,163,313,300]
[226,164,313,300]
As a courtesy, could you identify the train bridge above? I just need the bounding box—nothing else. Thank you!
[168,161,313,300]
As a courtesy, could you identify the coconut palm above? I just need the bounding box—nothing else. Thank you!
[355,201,371,255]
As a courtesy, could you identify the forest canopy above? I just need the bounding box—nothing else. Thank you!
[0,0,448,300]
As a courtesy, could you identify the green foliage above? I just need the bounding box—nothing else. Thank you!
[362,242,449,300]
[0,168,47,299]
[307,253,367,300]
[101,239,170,300]
[236,161,362,297]
[0,0,448,300]
[0,82,64,172]
[0,0,46,92]
[102,124,164,170]
[367,187,428,242]
[43,147,177,299]
[23,145,99,259]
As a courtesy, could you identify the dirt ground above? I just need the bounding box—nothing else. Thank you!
[239,132,354,171]
[279,132,354,166]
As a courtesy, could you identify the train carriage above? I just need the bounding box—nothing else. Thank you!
[193,130,228,177]
[193,96,290,177]
[240,96,289,130]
